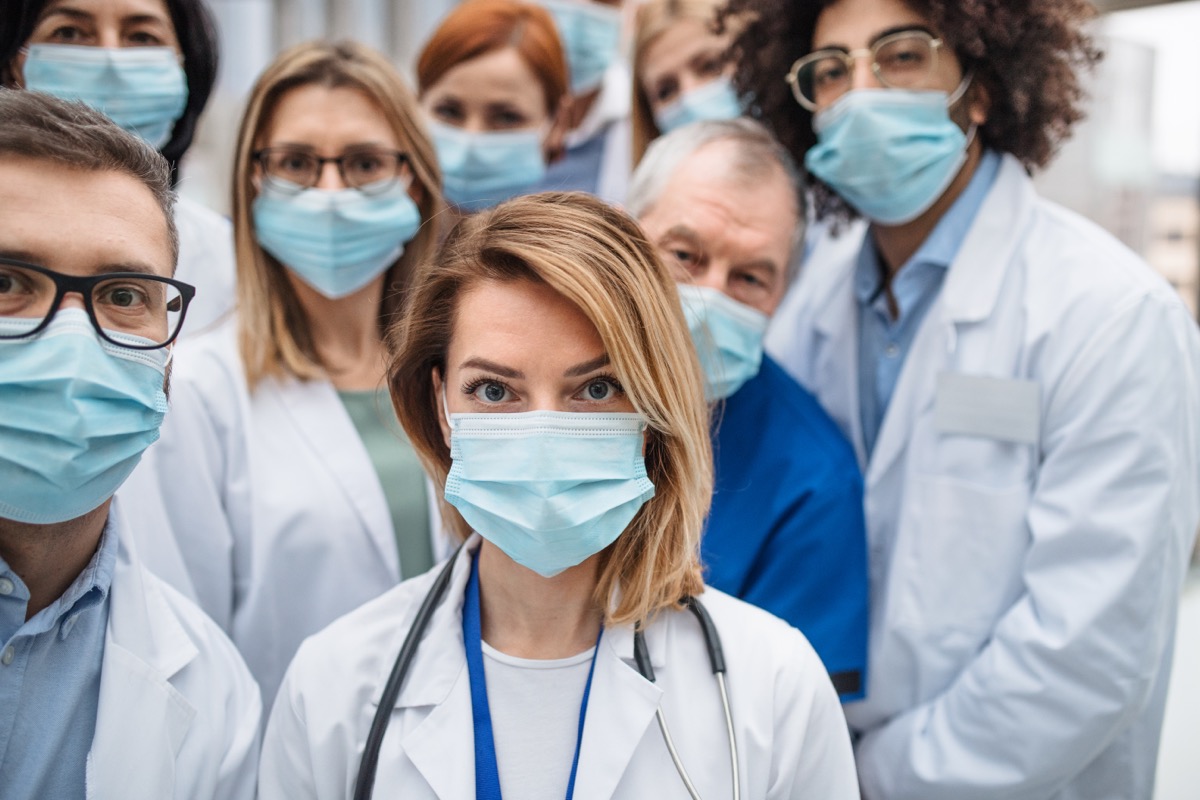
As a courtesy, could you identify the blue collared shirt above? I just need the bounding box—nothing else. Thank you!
[0,518,117,797]
[856,149,1002,456]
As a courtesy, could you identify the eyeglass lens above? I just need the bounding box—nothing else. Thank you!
[259,148,405,192]
[0,263,184,347]
[793,32,938,110]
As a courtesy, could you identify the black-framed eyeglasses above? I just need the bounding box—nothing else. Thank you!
[785,29,946,111]
[253,146,412,195]
[0,257,194,350]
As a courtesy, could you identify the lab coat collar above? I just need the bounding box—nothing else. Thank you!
[810,258,869,469]
[87,499,199,798]
[939,154,1035,324]
[274,375,400,579]
[378,535,665,799]
[565,61,632,148]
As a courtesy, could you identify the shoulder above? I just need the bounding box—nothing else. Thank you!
[723,357,860,484]
[173,324,247,404]
[691,587,828,681]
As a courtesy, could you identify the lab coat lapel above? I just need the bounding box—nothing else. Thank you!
[275,376,400,579]
[810,250,869,469]
[864,155,1034,489]
[570,623,665,800]
[88,509,198,799]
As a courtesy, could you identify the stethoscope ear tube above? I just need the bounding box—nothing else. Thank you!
[684,596,726,674]
[353,541,466,800]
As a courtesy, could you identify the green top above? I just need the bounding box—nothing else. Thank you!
[338,389,433,580]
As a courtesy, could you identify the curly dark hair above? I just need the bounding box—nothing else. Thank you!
[724,0,1102,219]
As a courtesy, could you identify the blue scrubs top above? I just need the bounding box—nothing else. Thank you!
[704,355,869,700]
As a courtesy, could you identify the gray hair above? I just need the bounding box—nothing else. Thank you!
[0,89,179,268]
[627,117,806,281]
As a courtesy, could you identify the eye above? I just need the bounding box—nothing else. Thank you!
[653,77,680,104]
[125,29,165,46]
[489,108,530,129]
[661,243,701,274]
[694,55,724,79]
[577,376,624,403]
[46,24,90,44]
[465,379,512,405]
[432,101,464,124]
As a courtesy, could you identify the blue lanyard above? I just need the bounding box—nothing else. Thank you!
[463,550,601,800]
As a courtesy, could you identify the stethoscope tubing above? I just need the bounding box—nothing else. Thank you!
[353,543,739,800]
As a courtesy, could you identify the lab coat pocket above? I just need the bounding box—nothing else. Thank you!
[899,474,1029,683]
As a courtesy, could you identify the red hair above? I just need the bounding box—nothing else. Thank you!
[417,0,569,115]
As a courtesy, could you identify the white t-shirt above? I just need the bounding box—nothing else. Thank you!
[482,642,597,800]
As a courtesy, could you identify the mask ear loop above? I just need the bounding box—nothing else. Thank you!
[947,70,978,150]
[440,380,456,432]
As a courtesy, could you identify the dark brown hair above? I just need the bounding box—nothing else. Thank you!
[0,89,178,263]
[724,0,1103,219]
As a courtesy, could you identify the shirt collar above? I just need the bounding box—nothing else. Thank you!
[854,148,1003,305]
[565,60,632,148]
[0,516,118,640]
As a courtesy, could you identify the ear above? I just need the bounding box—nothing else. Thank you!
[544,97,575,165]
[432,367,451,448]
[967,79,991,127]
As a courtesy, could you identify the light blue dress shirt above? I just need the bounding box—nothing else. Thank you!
[856,149,1002,456]
[0,519,117,797]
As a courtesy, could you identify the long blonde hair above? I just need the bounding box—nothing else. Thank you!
[631,0,741,166]
[232,40,443,388]
[387,192,711,625]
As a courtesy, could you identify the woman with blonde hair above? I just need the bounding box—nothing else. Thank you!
[258,192,858,799]
[124,39,445,710]
[632,0,746,165]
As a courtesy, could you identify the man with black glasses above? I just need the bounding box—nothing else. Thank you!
[0,90,259,798]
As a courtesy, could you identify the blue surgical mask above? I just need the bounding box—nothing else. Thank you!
[22,44,188,149]
[805,77,975,226]
[253,181,421,299]
[0,309,170,525]
[653,76,743,133]
[430,121,547,212]
[678,284,769,401]
[537,0,622,94]
[443,407,655,578]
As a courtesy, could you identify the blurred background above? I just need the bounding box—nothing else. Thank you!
[177,4,1199,796]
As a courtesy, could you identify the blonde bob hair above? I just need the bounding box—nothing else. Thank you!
[232,40,443,388]
[631,0,743,166]
[387,192,712,625]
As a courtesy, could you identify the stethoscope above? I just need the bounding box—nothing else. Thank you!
[353,543,741,800]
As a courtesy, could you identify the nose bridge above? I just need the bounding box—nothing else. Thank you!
[850,48,880,90]
[97,20,123,50]
[315,158,346,190]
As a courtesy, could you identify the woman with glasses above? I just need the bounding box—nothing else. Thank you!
[630,0,746,166]
[727,0,1200,797]
[416,0,571,213]
[258,191,859,800]
[126,40,445,710]
[1,0,236,336]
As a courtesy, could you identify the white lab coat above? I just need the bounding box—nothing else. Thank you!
[89,500,261,799]
[257,536,860,800]
[766,154,1200,800]
[122,323,446,711]
[174,195,237,336]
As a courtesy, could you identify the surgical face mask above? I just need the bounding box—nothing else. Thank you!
[537,0,621,94]
[430,121,547,212]
[653,75,743,133]
[678,284,769,401]
[804,77,975,226]
[0,309,170,525]
[443,407,656,578]
[22,44,188,149]
[252,180,421,299]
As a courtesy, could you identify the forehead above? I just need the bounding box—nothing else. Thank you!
[0,157,172,276]
[422,47,549,112]
[641,18,724,73]
[645,142,797,246]
[262,84,400,149]
[39,0,173,22]
[812,0,933,48]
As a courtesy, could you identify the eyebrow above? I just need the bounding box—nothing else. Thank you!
[660,225,704,248]
[459,354,612,380]
[0,252,168,277]
[43,6,168,25]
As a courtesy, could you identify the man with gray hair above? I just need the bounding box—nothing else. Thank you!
[630,118,868,699]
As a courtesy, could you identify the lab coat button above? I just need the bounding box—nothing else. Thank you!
[885,343,900,358]
[1,646,13,666]
[0,578,13,596]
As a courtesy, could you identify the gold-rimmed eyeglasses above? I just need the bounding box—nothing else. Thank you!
[785,30,946,112]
